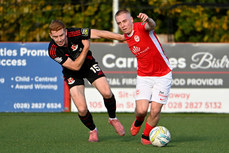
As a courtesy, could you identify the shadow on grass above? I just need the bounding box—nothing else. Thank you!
[168,135,209,148]
[98,133,140,143]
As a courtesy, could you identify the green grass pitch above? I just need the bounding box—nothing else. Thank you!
[0,113,229,153]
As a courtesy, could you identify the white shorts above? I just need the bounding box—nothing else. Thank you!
[135,72,172,104]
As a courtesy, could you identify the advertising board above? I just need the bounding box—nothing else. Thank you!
[1,42,228,113]
[71,43,229,113]
[0,43,64,112]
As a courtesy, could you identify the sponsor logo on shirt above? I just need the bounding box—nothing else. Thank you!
[54,57,63,63]
[132,46,140,54]
[132,45,150,56]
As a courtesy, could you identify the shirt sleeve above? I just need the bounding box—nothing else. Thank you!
[136,22,147,32]
[48,42,68,65]
[80,28,91,39]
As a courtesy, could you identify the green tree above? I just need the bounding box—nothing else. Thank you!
[0,0,228,42]
[168,2,229,42]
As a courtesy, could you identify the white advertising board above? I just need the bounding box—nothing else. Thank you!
[71,88,229,113]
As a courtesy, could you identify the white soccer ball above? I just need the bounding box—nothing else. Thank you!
[149,126,171,147]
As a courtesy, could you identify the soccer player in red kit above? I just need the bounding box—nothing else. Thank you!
[115,10,173,145]
[48,20,125,142]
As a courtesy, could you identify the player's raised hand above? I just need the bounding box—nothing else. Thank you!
[137,13,149,22]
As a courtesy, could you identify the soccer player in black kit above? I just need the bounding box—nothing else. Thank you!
[48,20,125,142]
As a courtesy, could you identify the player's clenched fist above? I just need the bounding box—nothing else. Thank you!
[137,13,149,22]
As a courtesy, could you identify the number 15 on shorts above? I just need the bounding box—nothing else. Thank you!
[90,64,101,73]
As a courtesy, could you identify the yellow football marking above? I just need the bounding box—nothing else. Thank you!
[151,130,160,141]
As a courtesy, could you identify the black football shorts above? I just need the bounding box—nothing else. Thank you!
[63,56,105,89]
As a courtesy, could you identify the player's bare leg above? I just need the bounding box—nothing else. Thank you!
[70,85,98,142]
[92,77,112,98]
[92,77,125,136]
[70,85,88,116]
[141,102,163,145]
[146,102,163,127]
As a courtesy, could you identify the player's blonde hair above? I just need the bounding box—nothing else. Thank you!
[49,20,65,32]
[115,9,131,17]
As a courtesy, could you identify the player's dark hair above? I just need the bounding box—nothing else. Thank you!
[49,20,65,32]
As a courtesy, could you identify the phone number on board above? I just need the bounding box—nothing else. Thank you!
[163,101,222,110]
[13,103,62,109]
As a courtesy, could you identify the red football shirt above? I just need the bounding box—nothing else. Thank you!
[124,22,172,76]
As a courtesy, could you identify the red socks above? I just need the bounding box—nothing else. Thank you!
[143,122,154,137]
[134,116,145,127]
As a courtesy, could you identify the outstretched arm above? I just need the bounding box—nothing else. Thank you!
[91,29,125,41]
[62,39,90,71]
[137,13,156,31]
